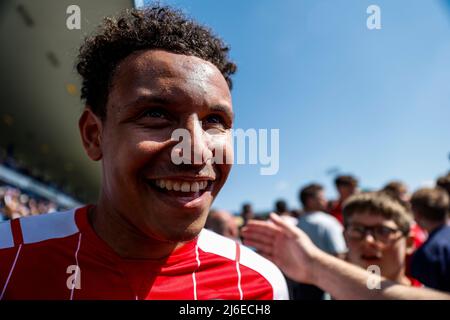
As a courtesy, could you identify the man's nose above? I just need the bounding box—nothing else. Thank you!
[186,117,213,165]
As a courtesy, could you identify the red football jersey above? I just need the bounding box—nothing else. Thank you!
[0,206,289,300]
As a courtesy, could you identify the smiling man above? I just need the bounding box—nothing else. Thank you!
[0,6,288,300]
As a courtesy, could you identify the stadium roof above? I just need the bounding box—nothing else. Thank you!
[0,0,134,203]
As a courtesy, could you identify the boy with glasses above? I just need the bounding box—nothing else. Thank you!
[342,192,421,287]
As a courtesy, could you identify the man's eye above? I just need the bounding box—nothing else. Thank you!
[142,108,167,119]
[204,114,227,126]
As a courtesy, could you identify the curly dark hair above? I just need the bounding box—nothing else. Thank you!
[76,5,237,119]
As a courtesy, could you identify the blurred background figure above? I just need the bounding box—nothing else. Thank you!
[298,184,346,256]
[436,172,450,198]
[289,183,346,300]
[0,184,60,221]
[240,202,254,227]
[410,187,450,292]
[328,175,359,225]
[205,209,240,241]
[274,199,289,215]
[381,180,411,205]
[380,180,426,275]
[274,199,298,225]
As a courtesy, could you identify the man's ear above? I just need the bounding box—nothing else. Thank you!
[79,107,103,161]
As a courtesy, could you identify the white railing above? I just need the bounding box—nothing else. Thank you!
[0,165,81,208]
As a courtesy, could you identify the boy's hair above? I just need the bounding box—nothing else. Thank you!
[76,5,237,119]
[410,187,449,222]
[343,192,412,234]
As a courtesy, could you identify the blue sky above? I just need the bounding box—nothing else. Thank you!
[140,0,450,213]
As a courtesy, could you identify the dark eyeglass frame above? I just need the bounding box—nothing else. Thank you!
[344,223,407,243]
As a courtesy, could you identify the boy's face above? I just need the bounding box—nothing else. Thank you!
[344,211,413,281]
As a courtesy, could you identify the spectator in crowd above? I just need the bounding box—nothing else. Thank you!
[410,187,450,292]
[0,187,7,222]
[0,184,59,220]
[299,184,347,256]
[274,199,289,215]
[328,175,358,224]
[343,192,421,286]
[380,180,426,276]
[381,180,410,205]
[240,202,254,226]
[274,199,298,225]
[241,213,450,300]
[291,183,346,299]
[436,173,450,198]
[205,209,240,241]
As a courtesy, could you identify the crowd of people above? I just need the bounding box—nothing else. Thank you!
[206,172,450,299]
[0,146,80,202]
[0,183,59,221]
[3,161,450,300]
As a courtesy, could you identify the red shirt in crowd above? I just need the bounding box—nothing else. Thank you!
[328,200,344,225]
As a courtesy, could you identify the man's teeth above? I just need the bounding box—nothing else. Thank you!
[154,179,209,192]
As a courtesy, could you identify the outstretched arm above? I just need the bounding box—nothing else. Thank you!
[242,213,450,300]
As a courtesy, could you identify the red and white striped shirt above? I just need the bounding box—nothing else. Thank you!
[0,206,289,300]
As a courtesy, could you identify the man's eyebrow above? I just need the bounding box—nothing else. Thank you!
[121,95,171,110]
[210,104,234,121]
[120,95,234,120]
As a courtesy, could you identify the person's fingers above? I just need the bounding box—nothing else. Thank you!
[260,253,275,263]
[269,213,300,238]
[243,239,273,256]
[246,219,278,229]
[241,228,274,247]
[242,221,280,239]
[246,218,282,232]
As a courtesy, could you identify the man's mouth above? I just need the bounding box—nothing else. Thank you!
[153,179,210,193]
[145,178,214,208]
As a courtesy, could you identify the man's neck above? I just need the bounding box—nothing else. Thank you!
[304,208,320,215]
[88,203,183,260]
[423,220,446,234]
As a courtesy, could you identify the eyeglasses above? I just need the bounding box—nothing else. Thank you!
[345,224,405,243]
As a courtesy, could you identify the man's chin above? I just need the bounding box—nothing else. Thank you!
[159,227,203,243]
[146,218,205,243]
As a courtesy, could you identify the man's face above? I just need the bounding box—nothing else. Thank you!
[216,210,239,240]
[337,184,356,200]
[315,190,328,211]
[344,212,412,280]
[97,50,233,242]
[307,190,327,212]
